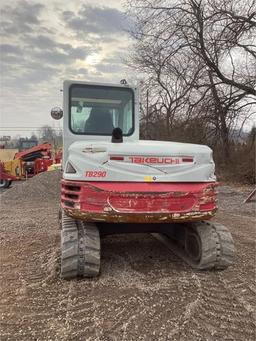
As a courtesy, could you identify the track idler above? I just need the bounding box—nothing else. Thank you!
[153,221,235,270]
[60,212,100,279]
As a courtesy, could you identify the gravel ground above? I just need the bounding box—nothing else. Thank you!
[0,172,255,341]
[0,171,62,203]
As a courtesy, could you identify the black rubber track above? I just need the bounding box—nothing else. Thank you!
[152,221,235,270]
[60,213,101,279]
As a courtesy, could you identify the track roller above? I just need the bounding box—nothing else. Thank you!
[60,212,100,279]
[152,221,235,270]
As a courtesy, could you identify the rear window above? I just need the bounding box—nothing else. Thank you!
[69,84,134,136]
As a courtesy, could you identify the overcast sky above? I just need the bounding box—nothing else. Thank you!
[0,0,135,137]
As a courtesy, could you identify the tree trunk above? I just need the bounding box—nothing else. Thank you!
[208,71,230,161]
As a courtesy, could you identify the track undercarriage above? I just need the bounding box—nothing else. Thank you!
[60,212,235,279]
[152,221,235,270]
[61,213,100,279]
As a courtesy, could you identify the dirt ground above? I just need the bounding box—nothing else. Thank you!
[0,172,255,341]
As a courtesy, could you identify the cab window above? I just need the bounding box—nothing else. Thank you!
[69,85,134,135]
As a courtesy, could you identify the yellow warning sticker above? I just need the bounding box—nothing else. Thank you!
[144,176,153,182]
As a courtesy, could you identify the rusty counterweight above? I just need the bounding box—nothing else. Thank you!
[61,180,217,224]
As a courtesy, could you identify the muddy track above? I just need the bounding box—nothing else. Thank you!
[0,183,255,340]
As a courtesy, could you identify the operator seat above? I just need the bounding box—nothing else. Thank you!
[84,107,114,134]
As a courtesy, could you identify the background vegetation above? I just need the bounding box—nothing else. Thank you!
[127,0,256,183]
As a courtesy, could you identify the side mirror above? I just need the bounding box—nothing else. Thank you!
[51,107,63,120]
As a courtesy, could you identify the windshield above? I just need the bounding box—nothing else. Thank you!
[69,84,134,135]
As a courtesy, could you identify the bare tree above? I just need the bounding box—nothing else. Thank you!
[38,125,62,148]
[127,0,256,158]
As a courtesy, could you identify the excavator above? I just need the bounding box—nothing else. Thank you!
[51,80,235,279]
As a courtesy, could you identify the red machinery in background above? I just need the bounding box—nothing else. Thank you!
[14,142,53,177]
[0,143,61,188]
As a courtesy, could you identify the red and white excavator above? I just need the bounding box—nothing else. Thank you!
[52,80,235,279]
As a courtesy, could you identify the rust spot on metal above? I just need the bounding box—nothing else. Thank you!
[171,192,189,197]
[63,208,217,224]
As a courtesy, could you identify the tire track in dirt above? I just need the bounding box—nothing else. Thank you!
[218,275,256,320]
[215,211,256,325]
[165,273,256,341]
[192,275,255,341]
[42,235,203,341]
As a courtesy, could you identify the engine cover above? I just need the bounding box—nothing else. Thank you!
[63,140,215,183]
